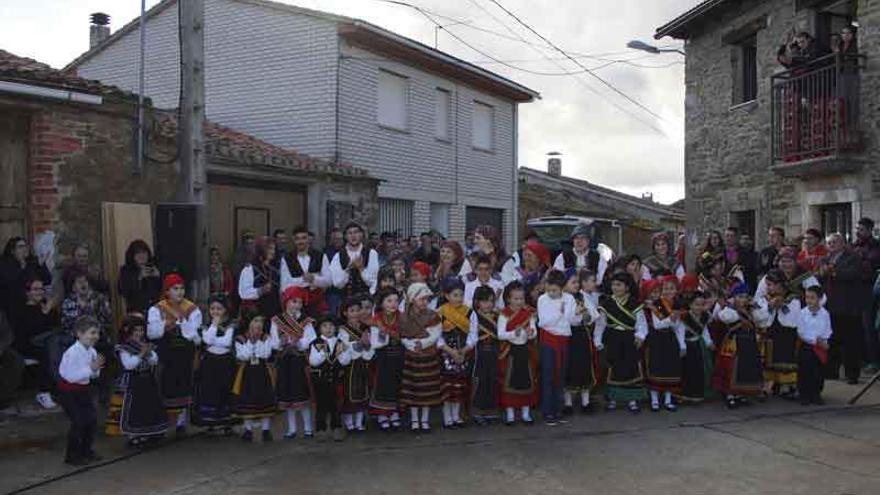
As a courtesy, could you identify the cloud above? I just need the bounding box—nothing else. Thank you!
[0,0,701,204]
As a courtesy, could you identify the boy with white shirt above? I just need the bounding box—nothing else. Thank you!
[463,256,504,310]
[797,286,832,406]
[537,270,576,425]
[58,316,104,465]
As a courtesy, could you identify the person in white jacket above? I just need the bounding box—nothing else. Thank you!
[280,227,332,314]
[146,273,202,435]
[755,269,802,398]
[192,296,237,431]
[536,270,576,424]
[796,285,832,406]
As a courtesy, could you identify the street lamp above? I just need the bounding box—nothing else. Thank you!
[627,40,685,56]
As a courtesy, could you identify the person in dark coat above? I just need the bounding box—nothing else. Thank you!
[118,240,162,316]
[0,237,52,315]
[853,217,880,372]
[818,233,864,384]
[758,227,786,277]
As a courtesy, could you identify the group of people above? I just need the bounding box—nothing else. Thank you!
[3,216,880,466]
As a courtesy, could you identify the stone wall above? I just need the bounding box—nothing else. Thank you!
[682,0,880,248]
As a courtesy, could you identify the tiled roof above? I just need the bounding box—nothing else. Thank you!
[155,113,374,180]
[0,49,135,100]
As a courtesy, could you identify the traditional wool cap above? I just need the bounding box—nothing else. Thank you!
[570,222,592,240]
[162,273,185,293]
[524,240,551,267]
[406,282,433,303]
[410,261,431,279]
[281,286,310,308]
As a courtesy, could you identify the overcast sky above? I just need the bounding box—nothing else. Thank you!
[1,0,700,204]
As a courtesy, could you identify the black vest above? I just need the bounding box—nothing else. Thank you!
[338,246,372,297]
[284,249,324,278]
[561,248,600,272]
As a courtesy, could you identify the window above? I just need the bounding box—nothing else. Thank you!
[378,198,414,237]
[430,203,450,237]
[466,206,503,241]
[472,101,494,150]
[733,35,758,104]
[377,70,407,130]
[434,88,451,140]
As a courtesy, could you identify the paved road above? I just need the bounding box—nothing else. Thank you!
[3,381,879,495]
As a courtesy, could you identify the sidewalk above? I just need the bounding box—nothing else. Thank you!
[1,377,878,494]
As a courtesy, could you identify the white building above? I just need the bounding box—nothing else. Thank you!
[67,0,538,249]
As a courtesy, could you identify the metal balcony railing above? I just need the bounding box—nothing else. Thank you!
[770,53,865,165]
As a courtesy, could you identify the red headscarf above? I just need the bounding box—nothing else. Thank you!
[281,286,310,309]
[640,279,661,302]
[523,240,551,267]
[680,273,699,293]
[411,261,431,279]
[163,273,185,294]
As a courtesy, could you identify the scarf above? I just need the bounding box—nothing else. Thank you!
[437,303,471,335]
[398,307,440,339]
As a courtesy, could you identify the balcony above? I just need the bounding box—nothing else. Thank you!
[770,53,866,176]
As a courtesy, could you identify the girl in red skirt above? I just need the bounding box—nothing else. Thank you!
[497,281,538,425]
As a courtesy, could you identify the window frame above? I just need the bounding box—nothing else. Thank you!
[434,87,452,141]
[472,100,495,152]
[376,69,409,131]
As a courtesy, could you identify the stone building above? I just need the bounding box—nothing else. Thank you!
[518,160,685,256]
[0,49,377,271]
[656,0,880,246]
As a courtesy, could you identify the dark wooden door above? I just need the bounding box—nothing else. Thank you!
[0,111,28,241]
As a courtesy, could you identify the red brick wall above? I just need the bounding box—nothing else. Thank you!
[28,111,85,234]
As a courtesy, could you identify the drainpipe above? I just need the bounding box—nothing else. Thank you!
[511,103,519,251]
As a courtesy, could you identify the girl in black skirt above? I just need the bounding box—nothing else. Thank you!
[679,291,716,403]
[369,288,405,431]
[564,270,601,414]
[272,286,317,439]
[113,313,168,446]
[469,286,500,425]
[192,296,239,432]
[644,276,687,412]
[233,313,277,442]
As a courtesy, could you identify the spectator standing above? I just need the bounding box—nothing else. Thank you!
[118,240,162,316]
[412,232,440,268]
[759,227,786,276]
[818,233,863,384]
[798,228,828,274]
[853,217,880,373]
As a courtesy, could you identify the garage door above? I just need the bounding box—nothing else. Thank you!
[0,112,28,242]
[207,180,306,263]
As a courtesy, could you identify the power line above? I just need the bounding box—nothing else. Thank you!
[484,0,667,123]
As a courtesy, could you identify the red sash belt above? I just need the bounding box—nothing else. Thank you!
[58,380,89,392]
[540,329,570,386]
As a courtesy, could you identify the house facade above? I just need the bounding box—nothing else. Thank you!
[67,0,538,250]
[655,0,880,247]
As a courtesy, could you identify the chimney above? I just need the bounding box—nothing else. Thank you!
[90,13,111,49]
[641,192,654,203]
[547,151,562,177]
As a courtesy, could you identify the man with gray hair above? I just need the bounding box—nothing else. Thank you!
[818,232,864,384]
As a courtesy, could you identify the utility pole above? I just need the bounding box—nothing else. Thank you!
[179,0,209,301]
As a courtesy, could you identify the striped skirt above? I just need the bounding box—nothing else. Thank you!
[400,348,444,407]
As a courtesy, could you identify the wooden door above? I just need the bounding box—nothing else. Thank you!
[0,112,29,241]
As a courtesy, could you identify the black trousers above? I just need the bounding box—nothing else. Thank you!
[798,347,824,402]
[826,313,863,381]
[314,379,341,432]
[59,388,96,461]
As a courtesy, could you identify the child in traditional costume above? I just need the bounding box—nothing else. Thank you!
[756,269,802,399]
[399,283,444,432]
[797,286,832,405]
[58,316,104,465]
[644,276,687,412]
[237,237,282,318]
[537,270,576,424]
[594,272,648,414]
[338,298,374,433]
[711,282,767,409]
[469,285,500,424]
[564,270,600,415]
[192,296,238,433]
[369,288,406,431]
[679,291,716,403]
[271,286,316,439]
[233,313,277,442]
[111,314,168,446]
[309,316,350,441]
[436,277,475,428]
[497,281,538,425]
[146,273,202,435]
